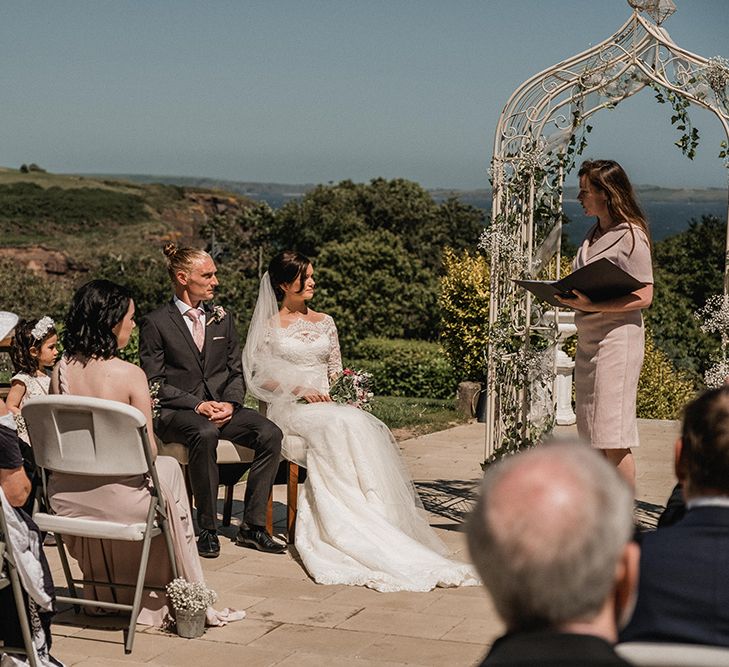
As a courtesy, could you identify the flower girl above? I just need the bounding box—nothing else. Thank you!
[7,316,58,443]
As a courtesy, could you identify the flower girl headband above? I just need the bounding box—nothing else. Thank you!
[31,316,55,341]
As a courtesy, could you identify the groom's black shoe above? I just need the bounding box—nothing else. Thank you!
[197,528,220,558]
[235,524,286,554]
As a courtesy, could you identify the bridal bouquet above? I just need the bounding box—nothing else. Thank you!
[329,368,374,411]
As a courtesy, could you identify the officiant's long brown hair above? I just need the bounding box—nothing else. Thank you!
[578,160,651,251]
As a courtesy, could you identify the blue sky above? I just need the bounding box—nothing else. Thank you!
[1,0,727,188]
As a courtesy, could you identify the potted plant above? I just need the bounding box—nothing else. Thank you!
[166,577,216,638]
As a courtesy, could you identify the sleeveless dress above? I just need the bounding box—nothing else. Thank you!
[573,223,653,449]
[11,372,50,444]
[47,361,207,626]
[266,315,479,592]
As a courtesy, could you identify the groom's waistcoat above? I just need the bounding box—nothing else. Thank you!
[138,301,245,425]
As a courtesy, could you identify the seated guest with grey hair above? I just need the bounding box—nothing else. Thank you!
[621,386,729,646]
[467,442,638,666]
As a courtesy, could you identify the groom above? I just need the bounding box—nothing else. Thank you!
[139,247,285,557]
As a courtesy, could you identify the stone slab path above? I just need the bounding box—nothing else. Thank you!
[44,418,679,666]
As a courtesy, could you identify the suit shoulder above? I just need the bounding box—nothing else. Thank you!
[142,303,171,320]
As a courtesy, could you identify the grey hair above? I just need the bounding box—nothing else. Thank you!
[466,442,633,630]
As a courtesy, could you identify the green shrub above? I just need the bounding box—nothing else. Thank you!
[0,258,73,322]
[637,331,697,419]
[438,248,490,382]
[347,337,457,399]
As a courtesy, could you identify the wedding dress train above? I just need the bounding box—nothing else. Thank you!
[244,284,478,592]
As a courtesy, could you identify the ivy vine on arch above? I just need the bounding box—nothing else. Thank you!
[483,0,729,464]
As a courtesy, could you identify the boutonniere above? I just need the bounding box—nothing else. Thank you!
[207,305,226,326]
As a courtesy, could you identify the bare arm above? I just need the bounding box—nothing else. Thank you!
[126,364,158,458]
[556,284,653,313]
[5,381,27,414]
[0,400,31,507]
[0,466,31,507]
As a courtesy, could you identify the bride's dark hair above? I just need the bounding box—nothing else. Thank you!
[63,279,132,361]
[268,251,311,300]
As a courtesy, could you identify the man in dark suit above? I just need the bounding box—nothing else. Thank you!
[467,442,637,666]
[621,386,729,646]
[139,246,285,558]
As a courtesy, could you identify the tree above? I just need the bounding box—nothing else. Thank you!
[645,215,724,379]
[314,231,438,353]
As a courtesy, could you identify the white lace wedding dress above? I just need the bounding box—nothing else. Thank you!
[264,315,479,592]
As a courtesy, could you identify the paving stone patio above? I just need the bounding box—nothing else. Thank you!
[43,418,679,666]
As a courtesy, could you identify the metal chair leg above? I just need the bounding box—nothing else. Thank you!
[6,558,39,666]
[125,502,157,654]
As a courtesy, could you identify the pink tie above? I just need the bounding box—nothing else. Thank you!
[185,308,204,352]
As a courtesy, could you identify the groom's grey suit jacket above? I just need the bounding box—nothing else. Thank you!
[138,300,245,431]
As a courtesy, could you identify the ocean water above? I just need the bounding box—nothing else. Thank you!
[563,200,727,244]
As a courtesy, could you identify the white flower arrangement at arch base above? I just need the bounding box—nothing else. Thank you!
[166,577,217,614]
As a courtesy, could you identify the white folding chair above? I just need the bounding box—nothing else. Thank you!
[22,395,179,655]
[617,641,729,666]
[0,492,38,667]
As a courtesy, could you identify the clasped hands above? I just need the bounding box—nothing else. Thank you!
[196,400,234,426]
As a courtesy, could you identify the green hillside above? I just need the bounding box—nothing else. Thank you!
[0,167,248,256]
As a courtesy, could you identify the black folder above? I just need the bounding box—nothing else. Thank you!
[514,258,645,307]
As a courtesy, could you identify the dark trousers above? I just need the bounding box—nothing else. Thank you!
[159,407,282,530]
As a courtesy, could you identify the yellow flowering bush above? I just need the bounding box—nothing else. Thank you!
[439,249,490,383]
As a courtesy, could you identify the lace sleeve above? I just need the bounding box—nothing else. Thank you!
[326,315,343,380]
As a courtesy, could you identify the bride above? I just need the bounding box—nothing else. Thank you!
[243,250,478,592]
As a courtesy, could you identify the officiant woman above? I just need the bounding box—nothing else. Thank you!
[556,159,653,488]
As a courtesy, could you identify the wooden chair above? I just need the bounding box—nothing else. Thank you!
[0,490,38,667]
[257,401,307,543]
[156,439,273,534]
[22,395,178,655]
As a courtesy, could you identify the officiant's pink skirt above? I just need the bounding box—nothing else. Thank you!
[574,310,644,449]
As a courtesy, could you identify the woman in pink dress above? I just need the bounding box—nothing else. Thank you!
[557,160,653,488]
[49,280,240,626]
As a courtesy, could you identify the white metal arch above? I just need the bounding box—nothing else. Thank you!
[485,0,729,462]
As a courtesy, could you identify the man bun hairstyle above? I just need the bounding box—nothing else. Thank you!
[268,250,311,301]
[163,242,210,282]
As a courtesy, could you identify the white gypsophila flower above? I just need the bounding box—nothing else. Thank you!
[165,578,217,614]
[704,56,729,93]
[31,316,55,341]
[704,358,729,389]
[478,225,528,269]
[695,294,729,335]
